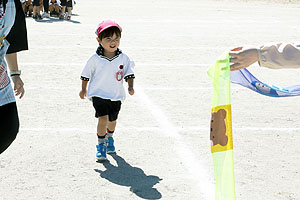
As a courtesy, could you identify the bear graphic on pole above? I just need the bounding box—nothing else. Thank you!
[210,109,228,146]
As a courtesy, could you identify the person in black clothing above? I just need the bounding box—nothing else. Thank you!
[0,0,28,155]
[42,0,50,18]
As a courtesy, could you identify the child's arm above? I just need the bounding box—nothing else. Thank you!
[127,78,134,95]
[80,56,94,99]
[79,80,88,99]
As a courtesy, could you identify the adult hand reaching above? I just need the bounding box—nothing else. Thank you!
[229,47,259,71]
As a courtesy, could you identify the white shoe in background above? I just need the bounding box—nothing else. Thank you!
[42,12,50,18]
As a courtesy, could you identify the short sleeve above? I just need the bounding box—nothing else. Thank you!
[124,57,135,81]
[6,0,28,54]
[81,55,96,81]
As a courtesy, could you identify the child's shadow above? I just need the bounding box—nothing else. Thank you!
[94,154,162,199]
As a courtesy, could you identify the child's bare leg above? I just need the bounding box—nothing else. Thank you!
[106,120,116,153]
[39,0,43,12]
[33,6,37,16]
[61,6,66,15]
[49,5,53,12]
[97,115,108,137]
[59,5,66,19]
[107,120,117,132]
[96,115,108,160]
[66,6,72,20]
[28,5,33,15]
[34,5,40,17]
[55,5,60,13]
[67,7,72,15]
[28,0,33,15]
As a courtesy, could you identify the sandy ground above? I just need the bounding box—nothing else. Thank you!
[1,0,300,199]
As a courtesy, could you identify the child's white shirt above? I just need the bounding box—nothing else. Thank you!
[81,52,135,101]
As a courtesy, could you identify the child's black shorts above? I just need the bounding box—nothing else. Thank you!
[32,0,40,6]
[92,97,121,122]
[60,0,72,7]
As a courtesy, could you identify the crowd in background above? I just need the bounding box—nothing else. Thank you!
[20,0,76,20]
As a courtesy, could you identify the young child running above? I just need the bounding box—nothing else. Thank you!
[79,20,135,161]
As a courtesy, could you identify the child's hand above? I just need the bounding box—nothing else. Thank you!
[79,90,87,99]
[128,87,134,95]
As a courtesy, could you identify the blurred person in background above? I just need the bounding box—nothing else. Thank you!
[21,0,33,17]
[49,0,61,16]
[41,0,50,18]
[32,0,42,19]
[0,0,28,154]
[59,0,71,20]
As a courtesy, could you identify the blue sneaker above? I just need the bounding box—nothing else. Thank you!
[106,137,115,154]
[96,143,107,161]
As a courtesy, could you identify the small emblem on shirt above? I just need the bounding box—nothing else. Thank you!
[119,65,123,69]
[116,71,123,81]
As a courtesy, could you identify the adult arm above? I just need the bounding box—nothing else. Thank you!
[258,43,300,69]
[230,43,300,71]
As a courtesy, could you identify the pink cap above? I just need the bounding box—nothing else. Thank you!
[95,20,122,36]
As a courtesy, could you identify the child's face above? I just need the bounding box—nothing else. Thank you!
[98,33,120,54]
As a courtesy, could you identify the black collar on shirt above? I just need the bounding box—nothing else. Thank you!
[96,45,122,61]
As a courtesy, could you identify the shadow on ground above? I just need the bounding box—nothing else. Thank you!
[30,17,80,24]
[95,154,162,199]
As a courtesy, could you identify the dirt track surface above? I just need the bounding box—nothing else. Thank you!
[1,0,300,199]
